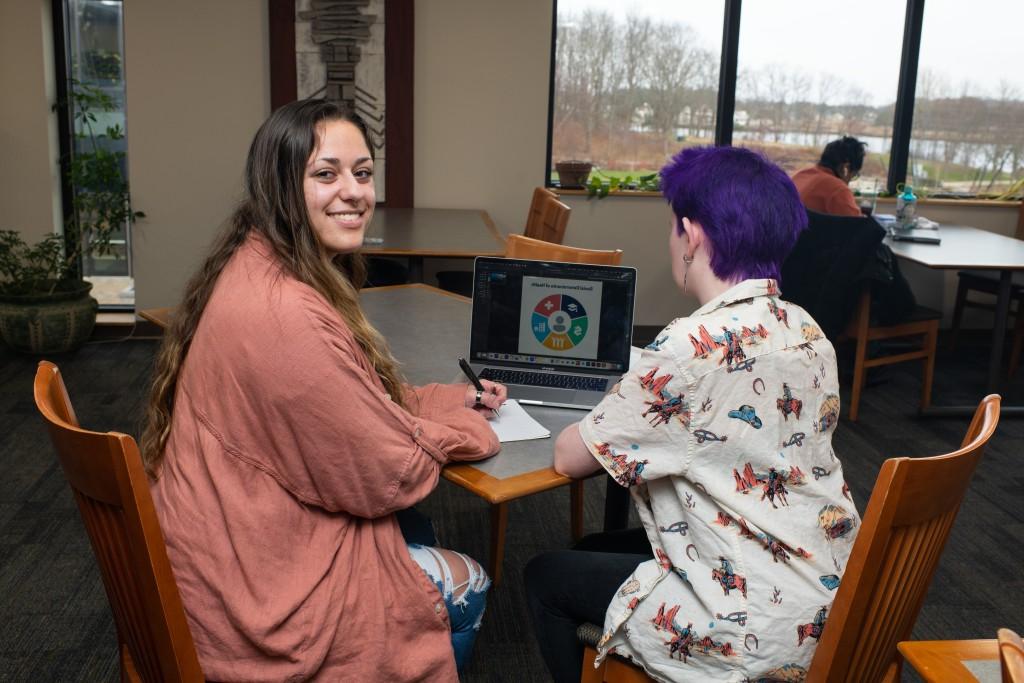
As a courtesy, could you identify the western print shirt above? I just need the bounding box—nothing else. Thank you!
[579,279,859,682]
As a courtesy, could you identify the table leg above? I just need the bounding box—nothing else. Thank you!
[570,480,585,541]
[989,269,1013,393]
[489,502,508,586]
[408,256,424,283]
[603,477,631,531]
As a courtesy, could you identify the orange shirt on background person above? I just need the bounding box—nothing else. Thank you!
[791,164,862,217]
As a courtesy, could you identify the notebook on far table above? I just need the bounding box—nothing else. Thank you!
[890,228,942,244]
[468,256,637,410]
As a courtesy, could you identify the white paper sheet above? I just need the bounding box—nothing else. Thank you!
[488,399,551,442]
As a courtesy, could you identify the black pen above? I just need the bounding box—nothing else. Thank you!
[459,357,499,414]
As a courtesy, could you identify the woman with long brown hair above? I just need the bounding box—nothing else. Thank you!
[142,99,504,681]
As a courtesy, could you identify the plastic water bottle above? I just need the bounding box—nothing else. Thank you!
[895,185,917,229]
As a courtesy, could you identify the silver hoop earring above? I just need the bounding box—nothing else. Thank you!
[682,255,694,293]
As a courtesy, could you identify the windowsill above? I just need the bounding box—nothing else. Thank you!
[554,187,1020,208]
[552,188,662,198]
[872,197,1020,209]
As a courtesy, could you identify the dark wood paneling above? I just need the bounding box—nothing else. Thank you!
[268,0,297,110]
[384,0,414,207]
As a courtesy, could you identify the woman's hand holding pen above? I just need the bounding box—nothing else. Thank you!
[463,380,507,416]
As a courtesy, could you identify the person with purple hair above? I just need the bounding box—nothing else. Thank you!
[524,146,859,682]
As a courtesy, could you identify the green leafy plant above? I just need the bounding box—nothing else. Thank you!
[0,231,68,295]
[0,80,143,296]
[586,170,661,198]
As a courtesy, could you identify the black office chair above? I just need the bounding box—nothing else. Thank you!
[782,210,939,420]
[363,256,409,288]
[781,210,889,339]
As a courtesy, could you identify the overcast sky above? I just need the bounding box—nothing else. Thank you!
[558,0,1023,104]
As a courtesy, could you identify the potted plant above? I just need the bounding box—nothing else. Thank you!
[555,160,593,188]
[0,81,143,353]
[586,171,661,198]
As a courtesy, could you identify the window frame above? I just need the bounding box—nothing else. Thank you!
[546,0,1015,200]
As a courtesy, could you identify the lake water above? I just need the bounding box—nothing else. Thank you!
[675,127,1016,175]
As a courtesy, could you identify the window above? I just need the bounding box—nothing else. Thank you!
[547,1,1024,201]
[910,0,1024,197]
[550,0,725,186]
[733,0,905,195]
[65,0,134,308]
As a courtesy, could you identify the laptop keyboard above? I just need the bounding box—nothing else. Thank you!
[479,368,608,392]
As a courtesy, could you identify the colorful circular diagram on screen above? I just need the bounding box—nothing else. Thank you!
[531,294,588,351]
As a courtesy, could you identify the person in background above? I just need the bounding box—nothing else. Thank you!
[792,136,867,216]
[141,99,505,681]
[525,146,859,682]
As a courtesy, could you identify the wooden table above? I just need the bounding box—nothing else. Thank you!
[887,225,1024,415]
[363,208,506,282]
[361,284,594,584]
[898,639,1000,682]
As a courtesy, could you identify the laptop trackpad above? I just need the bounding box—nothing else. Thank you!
[507,385,578,406]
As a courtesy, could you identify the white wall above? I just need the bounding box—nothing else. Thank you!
[414,0,552,231]
[0,0,62,246]
[124,0,270,311]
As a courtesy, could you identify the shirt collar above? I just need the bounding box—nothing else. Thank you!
[691,278,780,317]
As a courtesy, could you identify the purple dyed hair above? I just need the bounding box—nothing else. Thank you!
[660,146,807,283]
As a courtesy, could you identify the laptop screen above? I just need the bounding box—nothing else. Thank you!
[470,257,636,374]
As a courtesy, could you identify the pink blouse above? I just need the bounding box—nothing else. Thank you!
[151,235,499,681]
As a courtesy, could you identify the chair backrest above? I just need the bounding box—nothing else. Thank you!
[807,394,1001,683]
[524,187,572,244]
[34,361,203,682]
[505,233,623,265]
[1001,628,1024,683]
[781,210,886,339]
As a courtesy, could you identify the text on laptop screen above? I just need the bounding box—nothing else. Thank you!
[470,258,636,373]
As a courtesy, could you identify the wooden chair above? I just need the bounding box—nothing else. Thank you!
[505,234,623,265]
[578,394,1000,683]
[897,626,1023,681]
[806,393,1000,682]
[1002,628,1024,683]
[138,306,175,331]
[524,187,572,244]
[34,361,204,682]
[578,624,653,683]
[436,187,573,295]
[949,200,1024,361]
[843,287,940,421]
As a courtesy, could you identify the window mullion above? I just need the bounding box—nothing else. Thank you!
[889,0,925,194]
[715,0,741,147]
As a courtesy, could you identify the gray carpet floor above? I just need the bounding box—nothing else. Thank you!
[1,332,1022,681]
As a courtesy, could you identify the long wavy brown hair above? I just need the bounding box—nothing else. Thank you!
[140,99,405,478]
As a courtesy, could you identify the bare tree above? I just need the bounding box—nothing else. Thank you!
[552,10,616,159]
[645,23,702,154]
[613,14,653,130]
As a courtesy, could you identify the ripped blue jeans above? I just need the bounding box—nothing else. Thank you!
[407,544,490,671]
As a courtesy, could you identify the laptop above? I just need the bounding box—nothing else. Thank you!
[468,256,637,410]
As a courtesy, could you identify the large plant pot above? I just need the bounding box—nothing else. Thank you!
[0,281,98,353]
[555,160,593,189]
